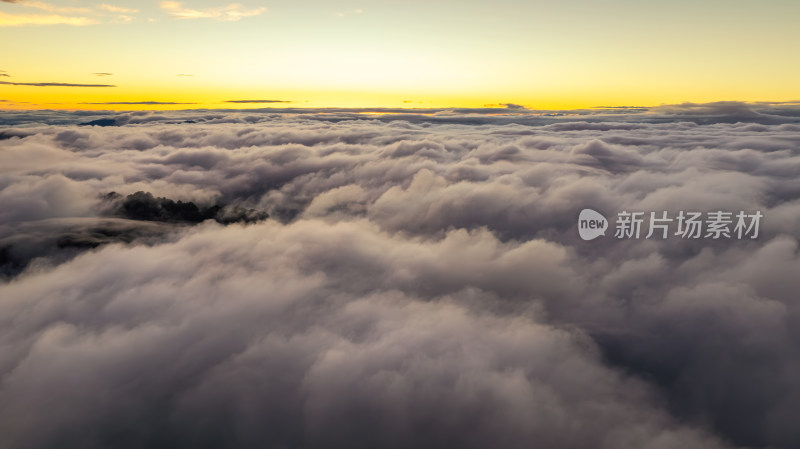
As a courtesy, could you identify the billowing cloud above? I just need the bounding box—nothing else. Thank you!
[0,220,732,449]
[2,104,800,448]
[160,1,266,21]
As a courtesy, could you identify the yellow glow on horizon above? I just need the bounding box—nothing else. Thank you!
[2,78,798,112]
[0,82,632,112]
[2,0,800,112]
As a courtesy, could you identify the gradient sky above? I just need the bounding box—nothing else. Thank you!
[1,0,799,110]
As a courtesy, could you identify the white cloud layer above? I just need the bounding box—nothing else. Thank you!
[1,106,800,448]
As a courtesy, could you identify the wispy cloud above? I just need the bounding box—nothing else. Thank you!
[0,11,97,25]
[160,1,266,21]
[0,0,138,26]
[224,99,293,104]
[0,80,115,87]
[97,4,138,14]
[335,8,364,17]
[176,74,194,77]
[92,72,113,76]
[2,0,91,13]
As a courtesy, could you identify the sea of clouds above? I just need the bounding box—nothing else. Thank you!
[2,102,800,449]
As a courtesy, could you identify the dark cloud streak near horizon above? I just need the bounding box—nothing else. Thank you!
[0,80,116,87]
[225,99,294,103]
[1,104,800,449]
[79,101,198,105]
